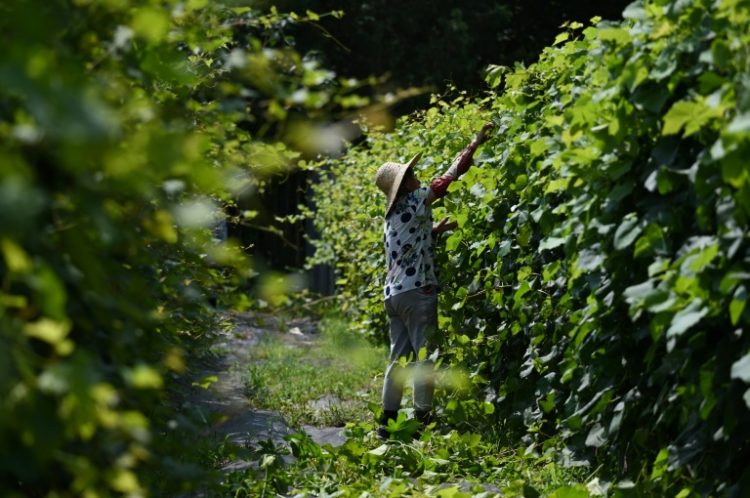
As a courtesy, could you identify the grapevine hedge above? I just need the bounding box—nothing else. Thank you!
[307,0,750,494]
[0,1,365,496]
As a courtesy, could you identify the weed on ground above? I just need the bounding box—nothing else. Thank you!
[242,314,386,427]
[218,314,595,497]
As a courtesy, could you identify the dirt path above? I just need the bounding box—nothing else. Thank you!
[186,311,346,472]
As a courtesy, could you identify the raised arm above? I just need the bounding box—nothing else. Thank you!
[426,122,495,206]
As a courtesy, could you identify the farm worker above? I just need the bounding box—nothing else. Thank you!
[373,122,494,438]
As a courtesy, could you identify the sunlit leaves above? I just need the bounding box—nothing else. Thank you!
[309,0,750,494]
[24,318,74,356]
[485,64,508,89]
[123,365,164,390]
[1,238,32,273]
[662,98,723,136]
[131,6,171,42]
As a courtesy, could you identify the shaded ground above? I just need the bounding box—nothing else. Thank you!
[186,311,347,473]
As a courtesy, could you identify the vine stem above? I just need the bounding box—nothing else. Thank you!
[306,21,351,53]
[261,468,268,498]
[584,463,604,483]
[466,284,512,300]
[467,284,551,300]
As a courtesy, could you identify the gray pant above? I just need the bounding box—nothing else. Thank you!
[381,286,438,413]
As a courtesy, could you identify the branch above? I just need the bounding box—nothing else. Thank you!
[466,284,512,300]
[306,21,351,53]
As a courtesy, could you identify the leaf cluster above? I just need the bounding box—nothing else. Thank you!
[0,0,368,496]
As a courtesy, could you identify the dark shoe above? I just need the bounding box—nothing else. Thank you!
[415,410,433,425]
[376,425,391,440]
[376,409,398,440]
[378,409,398,425]
[412,410,434,439]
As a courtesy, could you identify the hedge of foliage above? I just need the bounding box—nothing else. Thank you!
[0,1,363,496]
[307,0,750,494]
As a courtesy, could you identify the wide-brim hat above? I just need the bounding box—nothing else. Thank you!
[375,152,422,217]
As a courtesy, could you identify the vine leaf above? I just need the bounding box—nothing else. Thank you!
[666,299,708,338]
[585,423,607,448]
[539,236,566,252]
[730,285,747,325]
[662,99,721,136]
[613,214,642,250]
[731,354,750,383]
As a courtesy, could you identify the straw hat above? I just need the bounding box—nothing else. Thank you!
[375,152,422,217]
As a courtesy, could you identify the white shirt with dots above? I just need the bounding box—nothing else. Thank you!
[382,187,438,299]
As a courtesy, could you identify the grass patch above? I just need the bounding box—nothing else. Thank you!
[242,314,386,427]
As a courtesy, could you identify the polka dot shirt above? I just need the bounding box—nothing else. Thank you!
[382,187,437,299]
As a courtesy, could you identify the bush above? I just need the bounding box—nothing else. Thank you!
[0,1,363,495]
[307,0,750,494]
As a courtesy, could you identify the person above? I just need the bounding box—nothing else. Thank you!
[373,122,495,439]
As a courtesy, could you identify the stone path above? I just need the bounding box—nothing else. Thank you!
[186,311,346,473]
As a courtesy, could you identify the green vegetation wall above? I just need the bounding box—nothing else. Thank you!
[0,0,364,496]
[307,0,750,494]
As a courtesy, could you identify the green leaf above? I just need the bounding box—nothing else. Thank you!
[710,39,732,70]
[667,299,708,339]
[651,448,669,479]
[485,64,507,88]
[24,318,74,355]
[675,489,692,498]
[634,224,666,258]
[585,423,607,447]
[622,3,646,19]
[545,178,571,193]
[436,486,461,498]
[539,392,556,413]
[682,241,719,273]
[662,99,721,136]
[614,214,642,250]
[110,469,140,494]
[483,401,495,415]
[554,32,570,45]
[524,484,542,498]
[368,444,389,456]
[730,285,747,325]
[445,231,462,251]
[539,236,566,251]
[623,280,654,302]
[1,238,32,272]
[543,260,562,281]
[192,374,219,389]
[549,485,589,498]
[721,149,749,188]
[598,27,630,44]
[125,365,164,389]
[260,454,277,469]
[727,113,750,134]
[131,7,171,42]
[731,355,750,383]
